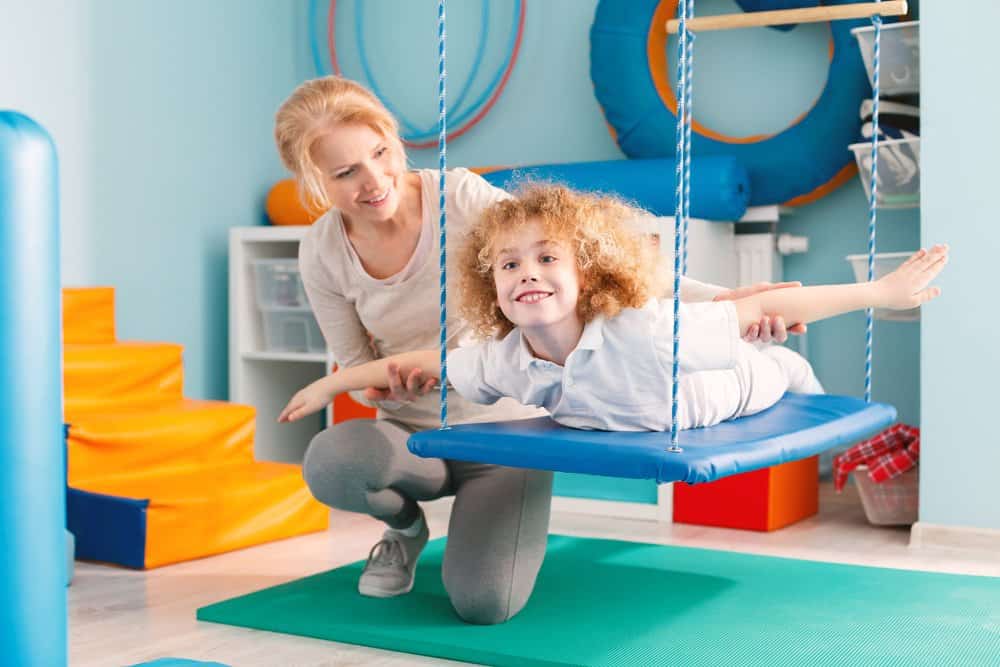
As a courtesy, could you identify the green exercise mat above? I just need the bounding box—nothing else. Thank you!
[198,535,1000,666]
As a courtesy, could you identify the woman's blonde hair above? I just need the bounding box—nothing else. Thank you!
[274,76,404,211]
[458,184,664,338]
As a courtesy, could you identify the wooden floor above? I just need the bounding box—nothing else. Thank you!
[69,480,1000,667]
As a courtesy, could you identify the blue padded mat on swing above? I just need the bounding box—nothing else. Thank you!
[407,393,896,484]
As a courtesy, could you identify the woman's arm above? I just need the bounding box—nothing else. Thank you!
[278,349,439,423]
[732,246,947,335]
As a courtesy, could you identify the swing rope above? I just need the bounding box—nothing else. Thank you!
[670,0,694,453]
[682,0,695,278]
[438,0,449,429]
[865,7,883,404]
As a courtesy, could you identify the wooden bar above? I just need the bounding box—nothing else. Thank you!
[666,0,907,34]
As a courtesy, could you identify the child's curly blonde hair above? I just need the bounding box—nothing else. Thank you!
[458,183,664,338]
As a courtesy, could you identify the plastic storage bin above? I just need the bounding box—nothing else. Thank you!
[853,464,918,526]
[849,137,920,209]
[252,258,309,309]
[260,306,325,354]
[851,21,920,95]
[845,251,919,321]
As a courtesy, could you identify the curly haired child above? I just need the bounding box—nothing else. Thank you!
[280,185,946,431]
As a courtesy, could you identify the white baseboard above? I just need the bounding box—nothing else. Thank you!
[551,497,659,522]
[909,521,1000,554]
[424,485,674,524]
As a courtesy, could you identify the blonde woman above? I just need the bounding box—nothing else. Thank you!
[274,76,802,624]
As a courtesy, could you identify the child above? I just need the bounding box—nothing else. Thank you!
[280,185,946,431]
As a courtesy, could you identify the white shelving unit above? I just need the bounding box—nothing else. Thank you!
[847,20,922,321]
[230,225,331,463]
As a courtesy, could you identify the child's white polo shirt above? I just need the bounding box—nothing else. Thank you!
[447,299,741,431]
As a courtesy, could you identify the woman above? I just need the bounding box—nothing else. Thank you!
[273,76,801,624]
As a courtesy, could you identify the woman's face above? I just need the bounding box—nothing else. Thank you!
[311,122,406,225]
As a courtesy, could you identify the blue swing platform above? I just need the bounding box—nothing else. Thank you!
[407,393,896,484]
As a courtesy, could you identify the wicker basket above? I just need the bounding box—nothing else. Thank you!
[852,464,919,526]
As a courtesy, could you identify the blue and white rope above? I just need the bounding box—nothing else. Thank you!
[682,0,695,277]
[670,0,693,453]
[438,0,449,429]
[865,10,882,404]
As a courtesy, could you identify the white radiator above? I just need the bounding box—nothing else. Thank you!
[736,233,783,285]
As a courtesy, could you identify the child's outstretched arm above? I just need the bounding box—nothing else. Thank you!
[278,349,439,423]
[732,245,947,335]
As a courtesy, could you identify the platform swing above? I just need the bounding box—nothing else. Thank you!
[408,0,907,485]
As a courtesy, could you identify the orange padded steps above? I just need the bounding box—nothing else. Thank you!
[63,287,116,344]
[64,342,184,419]
[71,462,328,568]
[67,400,256,486]
[63,285,329,568]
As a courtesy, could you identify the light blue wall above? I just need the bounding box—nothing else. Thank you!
[920,2,1000,530]
[325,0,624,167]
[83,1,309,399]
[1,1,96,285]
[2,1,310,400]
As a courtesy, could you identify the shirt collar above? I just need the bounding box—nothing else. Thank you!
[515,316,607,370]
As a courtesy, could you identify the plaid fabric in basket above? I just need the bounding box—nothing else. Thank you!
[833,424,920,492]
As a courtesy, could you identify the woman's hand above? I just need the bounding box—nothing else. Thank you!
[278,379,335,423]
[713,282,808,342]
[362,362,438,403]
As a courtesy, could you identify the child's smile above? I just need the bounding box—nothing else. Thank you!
[514,290,554,304]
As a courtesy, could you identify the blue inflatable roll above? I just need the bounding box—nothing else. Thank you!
[0,112,66,666]
[481,156,750,221]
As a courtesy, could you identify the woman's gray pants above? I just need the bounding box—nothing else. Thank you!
[302,418,553,625]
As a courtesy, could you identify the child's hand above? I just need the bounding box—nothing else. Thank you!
[278,380,334,423]
[876,245,948,310]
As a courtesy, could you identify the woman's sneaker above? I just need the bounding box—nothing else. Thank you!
[357,514,429,598]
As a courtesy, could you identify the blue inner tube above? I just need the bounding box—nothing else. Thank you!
[590,0,875,206]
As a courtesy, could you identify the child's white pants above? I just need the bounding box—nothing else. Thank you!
[680,342,823,429]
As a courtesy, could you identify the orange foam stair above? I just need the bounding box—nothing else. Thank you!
[67,399,256,487]
[63,286,329,568]
[68,462,328,568]
[64,341,184,418]
[63,286,116,344]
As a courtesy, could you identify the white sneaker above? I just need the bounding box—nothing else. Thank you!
[357,515,429,598]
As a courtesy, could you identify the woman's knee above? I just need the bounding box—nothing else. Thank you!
[444,574,530,625]
[301,419,386,509]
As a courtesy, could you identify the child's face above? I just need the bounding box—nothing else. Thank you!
[492,219,582,333]
[311,122,405,224]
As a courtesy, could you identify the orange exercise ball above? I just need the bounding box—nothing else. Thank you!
[265,179,325,226]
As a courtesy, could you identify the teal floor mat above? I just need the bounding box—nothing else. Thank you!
[198,535,1000,666]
